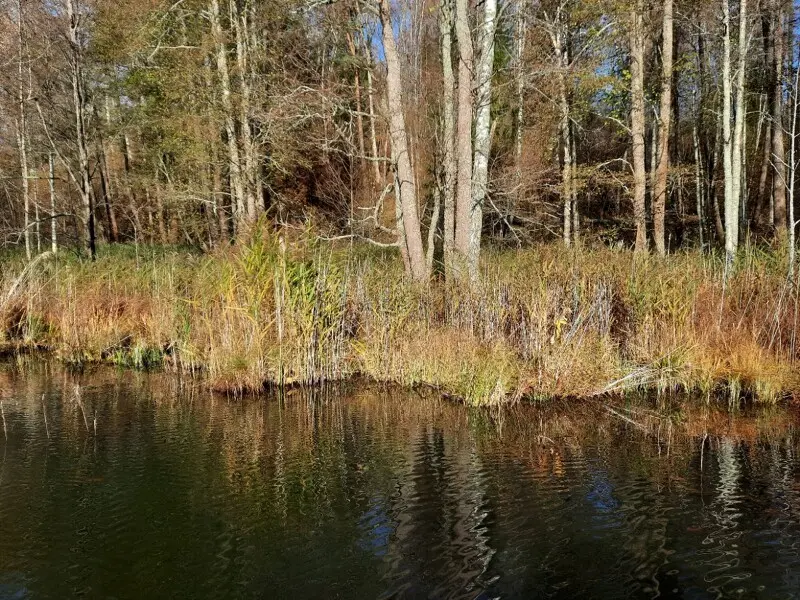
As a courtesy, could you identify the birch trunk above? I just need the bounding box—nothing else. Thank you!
[630,0,648,253]
[469,0,498,276]
[549,9,573,247]
[361,29,382,187]
[232,0,258,222]
[16,0,30,260]
[571,120,579,241]
[440,0,457,272]
[514,0,526,231]
[653,0,673,255]
[102,98,120,241]
[730,0,747,253]
[454,0,473,264]
[67,0,96,259]
[346,30,367,172]
[788,48,799,277]
[693,119,705,248]
[379,0,427,281]
[772,0,787,237]
[49,153,57,253]
[722,0,735,267]
[210,0,245,233]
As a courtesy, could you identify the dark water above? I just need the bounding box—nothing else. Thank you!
[2,363,800,599]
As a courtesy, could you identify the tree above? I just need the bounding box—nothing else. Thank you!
[66,0,96,259]
[453,0,473,272]
[379,0,427,281]
[630,0,647,253]
[771,0,786,238]
[722,0,747,269]
[468,0,498,276]
[440,0,456,273]
[652,0,673,255]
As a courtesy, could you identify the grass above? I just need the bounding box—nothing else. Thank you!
[2,230,800,405]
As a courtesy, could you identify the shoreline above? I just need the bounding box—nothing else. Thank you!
[2,241,800,406]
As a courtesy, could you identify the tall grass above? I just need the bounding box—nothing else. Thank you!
[2,231,800,405]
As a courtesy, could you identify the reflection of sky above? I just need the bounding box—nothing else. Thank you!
[587,470,619,513]
[358,495,393,557]
[0,573,29,600]
[586,463,624,537]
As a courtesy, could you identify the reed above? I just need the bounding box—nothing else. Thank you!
[2,232,800,405]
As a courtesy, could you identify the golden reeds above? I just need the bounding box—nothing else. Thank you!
[2,235,800,405]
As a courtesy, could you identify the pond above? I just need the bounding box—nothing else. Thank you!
[1,360,800,599]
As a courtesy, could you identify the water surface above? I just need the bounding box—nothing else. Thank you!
[1,361,800,599]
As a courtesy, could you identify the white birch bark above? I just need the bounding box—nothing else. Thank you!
[730,0,747,258]
[454,0,473,266]
[49,153,57,253]
[630,0,648,253]
[440,0,457,272]
[469,0,498,276]
[67,0,96,259]
[210,0,245,233]
[653,0,673,255]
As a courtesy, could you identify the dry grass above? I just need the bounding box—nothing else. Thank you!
[2,234,800,405]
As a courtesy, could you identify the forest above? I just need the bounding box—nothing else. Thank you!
[1,0,799,404]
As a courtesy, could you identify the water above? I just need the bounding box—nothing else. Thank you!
[1,362,800,599]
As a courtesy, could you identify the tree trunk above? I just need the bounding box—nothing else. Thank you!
[514,0,526,231]
[98,146,119,242]
[722,0,736,267]
[49,153,57,253]
[469,0,498,276]
[346,29,367,173]
[232,0,258,223]
[379,0,427,281]
[693,119,705,248]
[67,0,96,260]
[755,13,774,231]
[16,0,31,260]
[630,0,648,253]
[653,0,673,255]
[570,119,579,242]
[440,0,456,274]
[361,30,383,188]
[549,9,573,248]
[730,0,747,255]
[788,44,799,277]
[210,0,245,234]
[756,105,773,229]
[772,0,787,237]
[454,0,473,265]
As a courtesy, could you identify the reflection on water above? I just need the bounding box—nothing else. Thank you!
[1,361,800,598]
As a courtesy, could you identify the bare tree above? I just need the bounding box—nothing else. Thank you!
[48,153,57,253]
[454,0,473,272]
[544,3,575,247]
[468,0,498,276]
[440,0,456,272]
[630,0,647,253]
[771,0,786,237]
[210,0,245,233]
[722,0,747,269]
[66,0,96,259]
[653,0,673,255]
[15,0,31,259]
[379,0,427,281]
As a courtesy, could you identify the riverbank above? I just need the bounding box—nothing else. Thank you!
[1,234,799,405]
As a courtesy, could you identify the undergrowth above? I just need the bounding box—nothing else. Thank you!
[2,232,800,405]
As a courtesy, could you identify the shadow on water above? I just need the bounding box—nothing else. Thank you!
[1,358,800,598]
